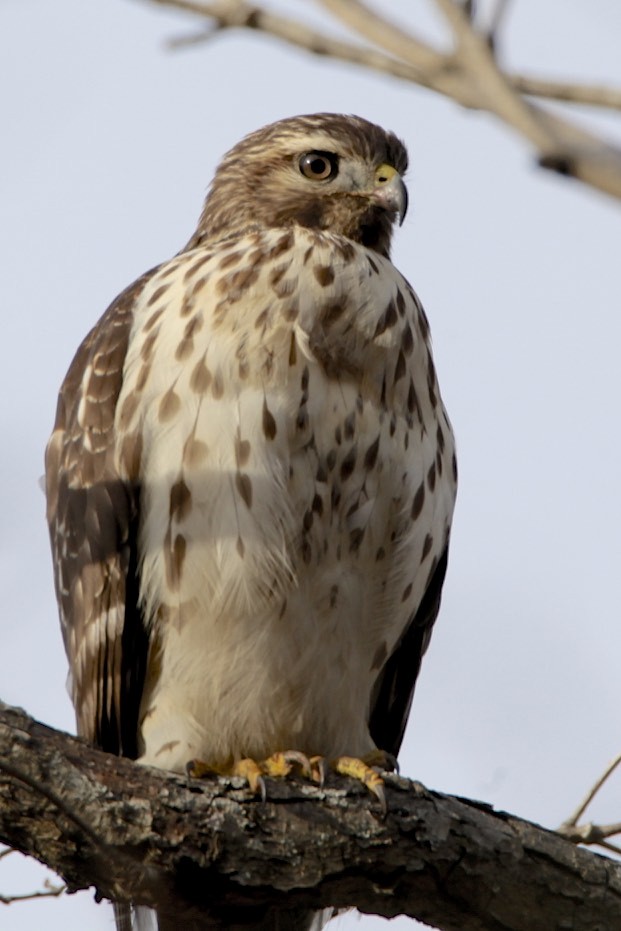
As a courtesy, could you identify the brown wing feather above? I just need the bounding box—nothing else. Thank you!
[369,547,449,759]
[45,269,156,757]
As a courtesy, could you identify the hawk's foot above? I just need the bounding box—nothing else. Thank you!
[187,751,312,801]
[187,750,392,812]
[311,750,397,816]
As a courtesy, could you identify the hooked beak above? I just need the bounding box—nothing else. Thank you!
[372,164,408,225]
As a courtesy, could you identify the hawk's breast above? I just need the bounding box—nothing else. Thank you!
[113,226,456,768]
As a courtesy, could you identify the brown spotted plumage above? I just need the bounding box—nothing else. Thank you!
[46,114,457,931]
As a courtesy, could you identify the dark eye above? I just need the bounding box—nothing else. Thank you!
[299,151,339,181]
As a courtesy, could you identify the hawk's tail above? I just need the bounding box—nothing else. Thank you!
[115,904,335,930]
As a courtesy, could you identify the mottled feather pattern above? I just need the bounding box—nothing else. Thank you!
[189,113,407,250]
[46,271,154,755]
[111,226,454,771]
[46,113,457,931]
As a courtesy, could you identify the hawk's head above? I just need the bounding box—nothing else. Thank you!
[190,114,409,257]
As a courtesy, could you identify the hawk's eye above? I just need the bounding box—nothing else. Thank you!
[299,151,339,181]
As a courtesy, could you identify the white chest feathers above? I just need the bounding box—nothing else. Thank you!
[114,226,456,769]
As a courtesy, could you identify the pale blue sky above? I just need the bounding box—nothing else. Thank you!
[1,2,620,928]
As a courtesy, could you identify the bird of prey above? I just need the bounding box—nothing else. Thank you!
[45,113,457,931]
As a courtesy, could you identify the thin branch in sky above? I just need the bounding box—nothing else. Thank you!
[142,0,621,201]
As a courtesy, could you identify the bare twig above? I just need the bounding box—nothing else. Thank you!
[318,0,444,71]
[485,0,510,51]
[144,0,621,112]
[563,752,621,828]
[137,0,621,201]
[557,822,621,855]
[432,0,554,150]
[511,75,621,111]
[557,752,621,854]
[164,6,439,88]
[0,844,66,907]
[0,879,66,906]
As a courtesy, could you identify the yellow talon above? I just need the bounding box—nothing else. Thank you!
[187,750,313,802]
[260,750,312,780]
[332,755,387,816]
[233,758,266,799]
[186,749,388,813]
[334,755,383,789]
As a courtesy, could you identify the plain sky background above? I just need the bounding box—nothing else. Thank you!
[1,1,620,929]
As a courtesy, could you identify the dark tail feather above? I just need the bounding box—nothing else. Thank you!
[157,907,334,930]
[113,903,135,931]
[116,905,335,930]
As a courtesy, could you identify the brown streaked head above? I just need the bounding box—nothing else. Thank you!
[187,113,409,257]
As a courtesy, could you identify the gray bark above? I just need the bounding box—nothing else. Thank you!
[1,701,620,930]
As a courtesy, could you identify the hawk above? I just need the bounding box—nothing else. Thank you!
[46,113,457,930]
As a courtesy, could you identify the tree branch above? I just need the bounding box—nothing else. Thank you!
[138,0,621,201]
[0,879,66,906]
[557,752,621,855]
[512,76,621,112]
[1,701,620,930]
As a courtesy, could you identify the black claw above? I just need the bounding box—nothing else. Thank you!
[373,783,388,819]
[282,750,312,777]
[185,759,197,786]
[387,753,399,775]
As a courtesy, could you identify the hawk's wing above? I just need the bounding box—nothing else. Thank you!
[45,270,156,757]
[369,547,449,758]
